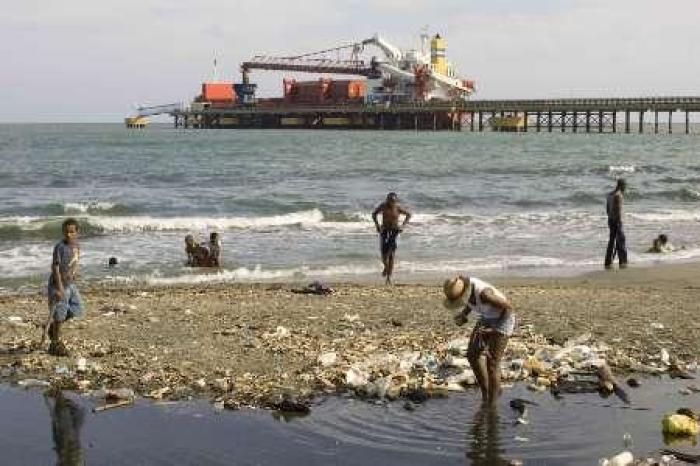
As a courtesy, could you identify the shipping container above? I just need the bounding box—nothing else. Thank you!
[202,83,236,102]
[330,80,367,101]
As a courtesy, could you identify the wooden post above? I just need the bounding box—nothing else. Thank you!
[668,111,673,134]
[625,110,630,133]
[686,110,690,134]
[639,111,644,133]
[654,111,659,134]
[523,112,528,132]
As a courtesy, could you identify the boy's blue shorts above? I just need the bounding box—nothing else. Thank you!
[48,283,84,323]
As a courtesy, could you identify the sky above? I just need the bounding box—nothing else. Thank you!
[0,0,699,122]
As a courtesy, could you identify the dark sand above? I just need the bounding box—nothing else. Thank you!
[1,262,698,407]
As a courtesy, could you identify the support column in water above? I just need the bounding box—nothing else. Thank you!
[668,111,673,134]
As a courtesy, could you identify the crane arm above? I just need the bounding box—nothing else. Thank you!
[361,34,403,63]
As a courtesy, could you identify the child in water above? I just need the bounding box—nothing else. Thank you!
[46,218,84,356]
[208,232,222,267]
[184,234,210,267]
[648,234,675,253]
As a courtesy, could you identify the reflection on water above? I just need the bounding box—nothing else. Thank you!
[44,390,85,466]
[466,407,508,465]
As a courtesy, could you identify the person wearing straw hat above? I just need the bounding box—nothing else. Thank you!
[443,275,515,407]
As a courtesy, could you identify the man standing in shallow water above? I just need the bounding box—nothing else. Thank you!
[372,192,411,284]
[605,179,628,270]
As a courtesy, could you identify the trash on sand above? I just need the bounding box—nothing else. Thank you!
[17,379,50,388]
[93,399,133,413]
[54,365,70,375]
[676,408,698,421]
[446,338,471,356]
[318,352,337,367]
[6,316,23,323]
[263,326,290,339]
[661,413,699,436]
[76,357,87,373]
[145,387,171,399]
[650,322,665,330]
[105,388,135,402]
[599,451,633,466]
[660,348,670,366]
[343,313,360,323]
[626,378,640,388]
[345,367,369,389]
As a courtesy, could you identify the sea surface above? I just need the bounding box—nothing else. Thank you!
[1,379,698,465]
[1,124,700,291]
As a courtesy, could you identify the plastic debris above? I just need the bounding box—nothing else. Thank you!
[345,367,369,389]
[660,348,670,366]
[662,414,699,436]
[650,322,665,330]
[343,313,360,323]
[17,379,50,388]
[599,451,633,466]
[318,352,337,367]
[76,357,87,373]
[262,326,290,339]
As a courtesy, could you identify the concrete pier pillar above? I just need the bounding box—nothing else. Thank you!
[478,112,483,132]
[598,111,603,133]
[654,111,659,134]
[586,111,591,133]
[572,112,578,133]
[612,111,617,133]
[639,111,644,133]
[686,111,690,134]
[668,111,673,134]
[547,112,553,132]
[470,112,475,132]
[625,110,630,133]
[561,112,566,132]
[523,112,528,132]
[536,112,541,132]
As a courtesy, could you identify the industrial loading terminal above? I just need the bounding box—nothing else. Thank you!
[128,31,700,133]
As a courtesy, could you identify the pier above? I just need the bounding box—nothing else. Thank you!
[168,96,700,133]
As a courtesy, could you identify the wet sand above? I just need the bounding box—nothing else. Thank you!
[1,262,699,408]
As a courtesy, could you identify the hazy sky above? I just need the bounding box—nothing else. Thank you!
[1,0,698,122]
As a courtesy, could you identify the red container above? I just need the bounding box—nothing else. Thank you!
[202,83,236,102]
[331,80,366,102]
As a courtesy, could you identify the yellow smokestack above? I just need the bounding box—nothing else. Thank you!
[431,33,448,75]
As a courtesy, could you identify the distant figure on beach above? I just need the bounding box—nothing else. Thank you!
[46,218,84,356]
[208,232,222,267]
[372,192,411,284]
[605,179,628,269]
[443,275,515,407]
[108,257,118,267]
[647,234,675,254]
[185,234,210,267]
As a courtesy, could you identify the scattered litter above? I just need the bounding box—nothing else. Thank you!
[262,326,290,339]
[514,436,529,442]
[17,379,50,388]
[345,367,369,389]
[599,451,633,466]
[660,348,670,366]
[105,388,135,402]
[650,322,665,330]
[662,413,699,436]
[76,357,87,373]
[318,352,337,367]
[343,313,360,323]
[93,400,133,412]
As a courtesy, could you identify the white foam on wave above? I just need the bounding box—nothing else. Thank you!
[629,210,700,223]
[63,201,117,213]
[0,244,51,278]
[609,164,635,174]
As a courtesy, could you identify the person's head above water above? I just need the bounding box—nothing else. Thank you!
[386,192,398,205]
[658,234,668,245]
[185,234,195,247]
[615,179,627,193]
[210,232,219,242]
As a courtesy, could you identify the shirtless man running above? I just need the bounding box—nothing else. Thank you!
[372,192,411,284]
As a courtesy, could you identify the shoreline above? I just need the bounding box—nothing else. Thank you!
[1,261,699,410]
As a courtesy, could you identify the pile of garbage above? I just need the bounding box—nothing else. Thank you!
[315,326,696,404]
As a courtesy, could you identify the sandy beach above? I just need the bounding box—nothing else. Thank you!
[1,262,699,409]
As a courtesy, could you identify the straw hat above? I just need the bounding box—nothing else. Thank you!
[442,276,470,310]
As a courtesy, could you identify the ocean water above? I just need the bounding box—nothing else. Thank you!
[1,124,700,290]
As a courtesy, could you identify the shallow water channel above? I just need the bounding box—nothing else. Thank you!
[1,378,698,465]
